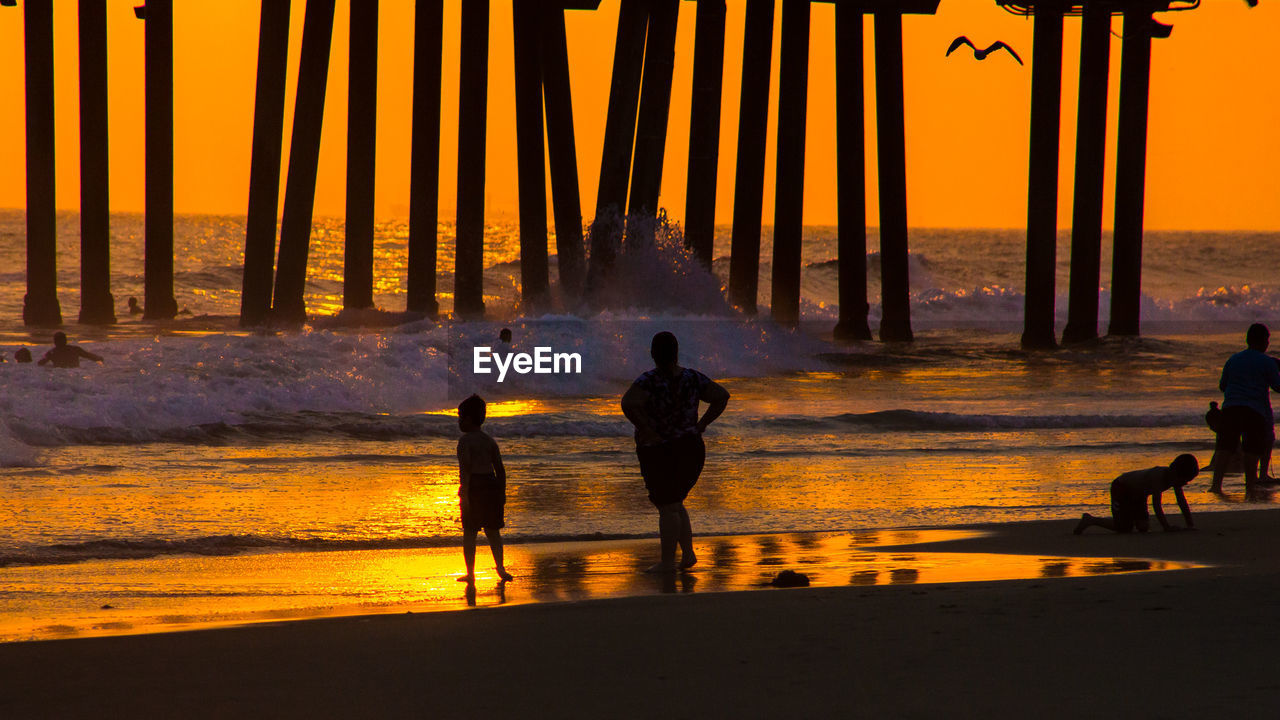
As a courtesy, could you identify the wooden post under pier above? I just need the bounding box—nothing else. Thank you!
[78,0,114,325]
[1109,8,1160,337]
[344,0,379,311]
[1021,1,1064,349]
[728,0,775,315]
[272,0,335,324]
[628,0,681,219]
[513,0,551,310]
[407,0,443,317]
[1062,3,1111,344]
[22,0,60,327]
[770,0,811,327]
[240,0,291,327]
[142,0,178,320]
[684,0,726,269]
[832,3,870,341]
[454,0,490,318]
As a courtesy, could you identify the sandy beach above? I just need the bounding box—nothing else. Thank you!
[3,507,1279,718]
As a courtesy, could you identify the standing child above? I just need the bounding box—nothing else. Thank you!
[456,394,513,583]
[1074,454,1199,534]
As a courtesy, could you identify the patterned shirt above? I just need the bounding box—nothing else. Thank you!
[631,367,712,445]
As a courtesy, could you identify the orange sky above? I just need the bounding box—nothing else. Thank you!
[0,0,1276,231]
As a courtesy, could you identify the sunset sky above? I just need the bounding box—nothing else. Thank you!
[0,0,1276,231]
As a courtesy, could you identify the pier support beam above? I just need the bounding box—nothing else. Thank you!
[513,0,550,310]
[628,0,681,218]
[22,0,60,327]
[344,0,378,311]
[832,4,870,341]
[770,0,810,326]
[408,0,443,317]
[78,0,114,325]
[1021,2,1064,350]
[454,0,489,318]
[541,4,587,298]
[728,0,775,315]
[1109,10,1158,338]
[1062,4,1110,344]
[240,0,292,327]
[683,0,726,269]
[143,0,178,320]
[588,0,649,290]
[273,0,335,324]
[873,10,911,342]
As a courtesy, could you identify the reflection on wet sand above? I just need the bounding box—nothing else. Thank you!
[0,528,1201,642]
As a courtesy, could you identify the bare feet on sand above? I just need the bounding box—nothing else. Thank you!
[679,553,697,570]
[497,569,514,582]
[457,573,475,583]
[1074,513,1092,535]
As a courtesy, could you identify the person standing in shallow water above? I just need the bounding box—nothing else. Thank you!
[37,332,104,369]
[456,394,513,584]
[621,332,730,573]
[1211,323,1280,492]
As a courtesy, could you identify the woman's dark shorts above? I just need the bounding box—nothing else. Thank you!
[1215,405,1275,457]
[637,434,706,507]
[461,473,505,532]
[1110,481,1149,533]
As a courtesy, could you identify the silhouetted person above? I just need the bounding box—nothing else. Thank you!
[456,394,513,584]
[499,328,512,344]
[1075,454,1199,534]
[37,332,104,369]
[127,297,143,315]
[13,347,32,363]
[621,332,730,573]
[1210,323,1280,492]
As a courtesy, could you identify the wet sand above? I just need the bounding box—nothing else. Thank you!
[4,507,1280,718]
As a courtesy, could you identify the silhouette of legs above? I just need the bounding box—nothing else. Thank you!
[644,502,696,572]
[677,505,697,569]
[460,528,478,582]
[484,527,513,581]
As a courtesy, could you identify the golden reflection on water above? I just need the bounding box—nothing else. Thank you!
[0,529,1201,643]
[423,399,551,417]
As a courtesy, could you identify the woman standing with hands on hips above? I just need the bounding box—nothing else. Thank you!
[622,332,730,573]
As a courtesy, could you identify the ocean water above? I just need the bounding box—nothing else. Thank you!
[0,209,1277,639]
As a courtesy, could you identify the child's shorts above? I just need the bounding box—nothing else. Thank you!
[461,473,505,532]
[1109,482,1148,533]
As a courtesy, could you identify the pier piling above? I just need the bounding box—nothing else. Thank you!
[1021,2,1064,349]
[541,4,588,298]
[728,0,775,315]
[513,0,551,310]
[1109,8,1157,337]
[873,10,912,342]
[78,0,114,325]
[21,0,60,327]
[1062,3,1110,344]
[628,0,681,219]
[240,0,292,327]
[344,0,379,311]
[454,0,490,318]
[684,0,726,269]
[142,0,178,320]
[407,0,443,317]
[770,0,811,327]
[832,4,870,341]
[273,0,335,324]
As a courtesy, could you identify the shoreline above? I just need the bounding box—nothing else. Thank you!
[4,508,1280,716]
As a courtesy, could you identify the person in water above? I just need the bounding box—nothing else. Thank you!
[456,394,513,584]
[37,332,104,369]
[621,331,730,573]
[1211,323,1280,492]
[1074,454,1199,534]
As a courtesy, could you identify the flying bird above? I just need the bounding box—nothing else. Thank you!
[946,37,1024,66]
